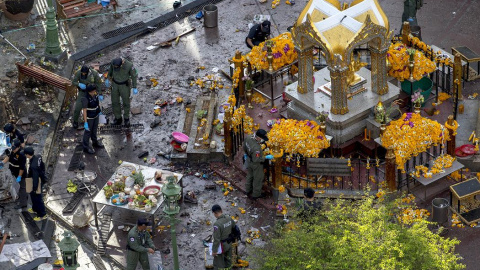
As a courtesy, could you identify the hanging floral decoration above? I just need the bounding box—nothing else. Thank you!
[266,119,330,158]
[231,105,254,134]
[381,113,450,171]
[246,32,298,71]
[387,42,436,81]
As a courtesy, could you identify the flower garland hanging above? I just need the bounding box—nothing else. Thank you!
[266,119,330,157]
[231,105,254,134]
[445,119,459,136]
[381,113,450,171]
[387,42,436,81]
[246,32,298,71]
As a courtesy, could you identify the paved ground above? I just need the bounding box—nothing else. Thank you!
[2,0,480,269]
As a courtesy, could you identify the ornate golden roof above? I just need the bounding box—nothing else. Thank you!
[295,0,389,54]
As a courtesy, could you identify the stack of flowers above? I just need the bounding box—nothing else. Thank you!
[267,119,330,157]
[247,32,298,71]
[381,113,449,172]
[411,154,455,178]
[387,42,436,81]
[252,92,267,104]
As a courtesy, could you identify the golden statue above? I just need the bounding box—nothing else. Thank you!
[346,52,368,87]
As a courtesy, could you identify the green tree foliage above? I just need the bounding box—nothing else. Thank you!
[254,195,465,270]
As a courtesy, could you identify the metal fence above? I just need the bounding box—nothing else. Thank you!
[271,157,387,192]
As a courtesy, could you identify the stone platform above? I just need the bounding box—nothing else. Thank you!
[172,95,225,162]
[285,67,400,145]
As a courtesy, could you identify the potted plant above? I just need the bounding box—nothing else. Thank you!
[411,91,424,113]
[1,0,35,21]
[316,110,329,133]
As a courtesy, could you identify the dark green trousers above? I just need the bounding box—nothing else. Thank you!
[126,250,150,270]
[246,163,264,197]
[213,242,232,270]
[111,83,131,120]
[73,90,86,123]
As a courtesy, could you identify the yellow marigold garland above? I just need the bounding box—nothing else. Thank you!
[445,119,459,136]
[246,32,298,71]
[231,67,242,89]
[266,119,330,157]
[387,42,436,81]
[252,92,267,104]
[382,113,449,171]
[411,154,455,178]
[231,105,254,134]
[438,92,451,102]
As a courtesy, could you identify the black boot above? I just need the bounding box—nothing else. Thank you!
[124,118,130,126]
[73,122,78,129]
[83,148,95,154]
[93,141,104,148]
[113,118,122,125]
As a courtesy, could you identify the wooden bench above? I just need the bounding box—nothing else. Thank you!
[16,62,76,106]
[56,0,117,20]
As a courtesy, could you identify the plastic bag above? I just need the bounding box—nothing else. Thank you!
[10,181,20,200]
[148,251,163,270]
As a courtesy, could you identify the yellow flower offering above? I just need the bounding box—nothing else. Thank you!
[267,119,330,157]
[246,32,298,71]
[382,113,449,170]
[387,42,436,81]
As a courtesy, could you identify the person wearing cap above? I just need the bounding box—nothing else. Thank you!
[3,123,25,146]
[82,84,104,154]
[106,57,138,126]
[211,204,235,270]
[126,218,155,270]
[1,138,27,209]
[24,147,47,221]
[243,129,274,199]
[245,20,271,49]
[72,65,103,129]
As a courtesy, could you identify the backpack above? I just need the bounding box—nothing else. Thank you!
[227,225,241,243]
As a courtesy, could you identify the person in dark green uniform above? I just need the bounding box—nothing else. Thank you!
[71,65,102,129]
[402,0,422,26]
[106,57,138,126]
[243,129,273,199]
[212,204,235,270]
[126,218,156,270]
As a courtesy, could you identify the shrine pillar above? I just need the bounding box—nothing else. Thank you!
[446,115,456,156]
[296,46,314,94]
[453,53,463,100]
[370,46,389,95]
[329,66,349,115]
[223,107,233,160]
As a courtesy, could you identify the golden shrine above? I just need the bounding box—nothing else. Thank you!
[286,0,400,144]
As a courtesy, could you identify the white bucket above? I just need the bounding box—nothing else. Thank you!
[38,263,53,270]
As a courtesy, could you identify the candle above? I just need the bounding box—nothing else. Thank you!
[364,128,367,140]
[469,131,476,142]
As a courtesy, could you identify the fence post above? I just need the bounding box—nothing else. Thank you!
[453,53,463,100]
[271,159,283,203]
[401,21,411,45]
[234,51,245,99]
[446,115,456,156]
[224,107,233,160]
[385,146,396,191]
